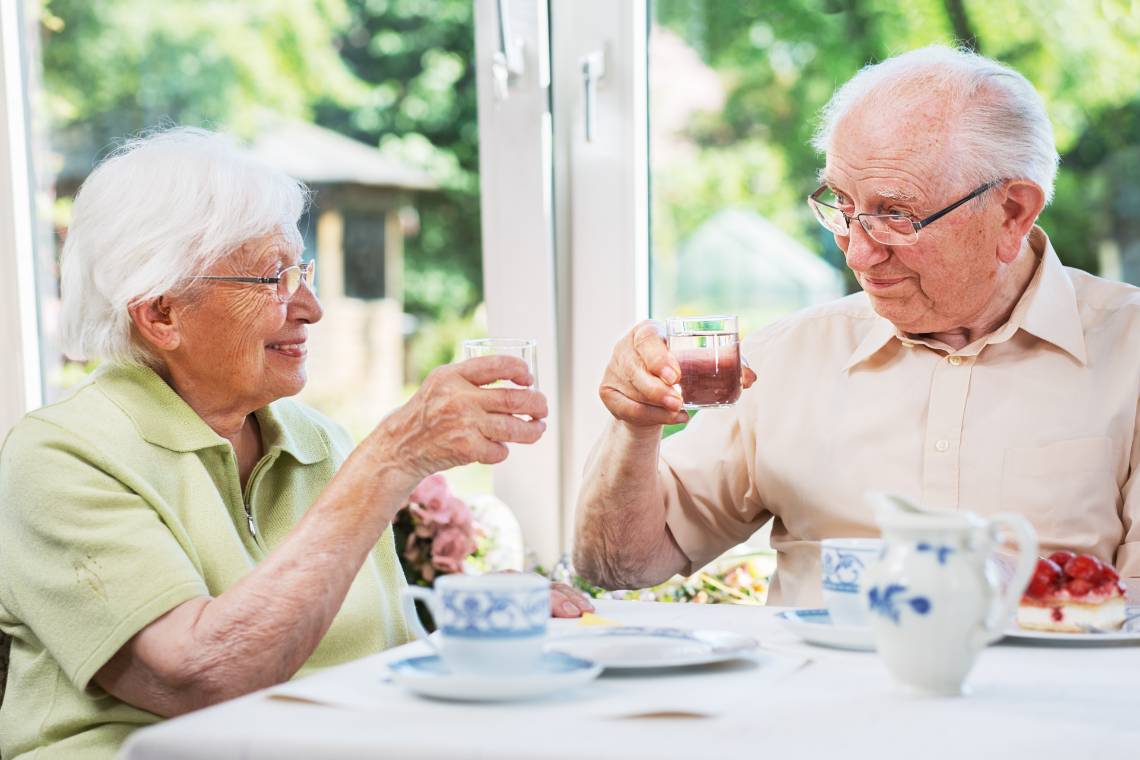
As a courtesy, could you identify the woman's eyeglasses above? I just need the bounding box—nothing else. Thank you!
[192,260,316,302]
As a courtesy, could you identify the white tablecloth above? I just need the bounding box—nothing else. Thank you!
[120,599,1140,760]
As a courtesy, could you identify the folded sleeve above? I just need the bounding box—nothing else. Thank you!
[0,417,208,691]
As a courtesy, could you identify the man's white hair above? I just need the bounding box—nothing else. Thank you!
[59,126,309,366]
[812,45,1059,204]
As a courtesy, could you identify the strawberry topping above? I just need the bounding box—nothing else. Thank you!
[1047,550,1076,567]
[1022,552,1124,602]
[1067,578,1093,596]
[1063,554,1102,582]
[1025,558,1062,598]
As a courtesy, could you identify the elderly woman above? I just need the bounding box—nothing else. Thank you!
[0,127,592,760]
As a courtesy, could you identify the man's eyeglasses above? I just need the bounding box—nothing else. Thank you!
[192,260,316,302]
[807,181,999,246]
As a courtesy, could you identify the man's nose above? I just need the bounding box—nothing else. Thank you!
[843,220,890,272]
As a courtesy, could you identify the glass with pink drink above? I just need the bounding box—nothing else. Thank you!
[666,315,741,409]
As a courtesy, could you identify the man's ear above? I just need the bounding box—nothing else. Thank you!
[128,296,181,353]
[996,180,1046,263]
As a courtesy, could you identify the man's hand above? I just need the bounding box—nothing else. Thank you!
[599,320,756,428]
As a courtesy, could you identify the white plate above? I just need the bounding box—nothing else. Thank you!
[1002,606,1140,646]
[546,626,759,669]
[388,651,602,702]
[776,609,875,651]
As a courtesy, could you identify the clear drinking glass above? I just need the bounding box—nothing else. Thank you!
[461,338,538,389]
[666,315,741,408]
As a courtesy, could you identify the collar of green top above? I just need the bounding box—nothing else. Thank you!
[93,363,330,464]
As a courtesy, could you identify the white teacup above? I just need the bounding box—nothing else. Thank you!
[401,573,550,676]
[821,538,883,627]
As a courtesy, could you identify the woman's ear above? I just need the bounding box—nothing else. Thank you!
[996,180,1046,264]
[128,296,181,353]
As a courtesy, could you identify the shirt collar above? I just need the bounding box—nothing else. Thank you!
[1014,227,1088,365]
[95,363,330,463]
[841,316,897,372]
[843,226,1087,372]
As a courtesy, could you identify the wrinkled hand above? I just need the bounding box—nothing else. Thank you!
[376,356,548,481]
[551,581,595,618]
[598,320,756,428]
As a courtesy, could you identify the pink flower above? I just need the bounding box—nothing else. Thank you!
[410,474,450,510]
[400,474,480,583]
[409,475,466,527]
[432,527,477,574]
[445,495,474,531]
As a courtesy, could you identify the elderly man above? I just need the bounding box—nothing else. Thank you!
[574,45,1140,605]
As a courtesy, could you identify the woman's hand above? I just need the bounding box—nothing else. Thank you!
[551,581,595,618]
[373,355,548,484]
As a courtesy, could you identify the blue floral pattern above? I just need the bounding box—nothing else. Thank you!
[916,542,955,565]
[821,550,867,594]
[867,584,933,624]
[437,589,549,638]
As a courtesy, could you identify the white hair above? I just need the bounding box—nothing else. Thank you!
[58,126,309,365]
[812,45,1059,204]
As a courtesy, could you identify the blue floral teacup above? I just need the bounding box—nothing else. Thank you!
[821,538,882,627]
[402,573,550,675]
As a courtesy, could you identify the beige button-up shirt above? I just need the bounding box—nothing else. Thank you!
[659,227,1140,606]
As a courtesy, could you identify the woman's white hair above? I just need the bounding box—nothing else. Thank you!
[59,126,309,365]
[812,45,1059,204]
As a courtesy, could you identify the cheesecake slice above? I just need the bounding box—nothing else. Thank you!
[1017,551,1127,633]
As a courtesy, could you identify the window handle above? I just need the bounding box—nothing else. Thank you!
[580,49,606,142]
[492,0,525,100]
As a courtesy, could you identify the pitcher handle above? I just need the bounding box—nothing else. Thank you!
[401,586,441,654]
[980,513,1038,643]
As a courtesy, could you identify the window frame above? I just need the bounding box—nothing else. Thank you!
[0,0,43,434]
[475,0,649,562]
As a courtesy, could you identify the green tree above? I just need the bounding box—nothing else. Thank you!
[40,0,362,142]
[652,0,1140,284]
[313,0,482,321]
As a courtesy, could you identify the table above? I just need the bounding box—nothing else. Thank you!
[121,599,1140,759]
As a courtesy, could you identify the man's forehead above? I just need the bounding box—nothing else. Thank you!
[818,168,921,201]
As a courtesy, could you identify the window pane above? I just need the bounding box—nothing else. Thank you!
[30,0,489,501]
[649,1,1140,342]
[342,211,387,300]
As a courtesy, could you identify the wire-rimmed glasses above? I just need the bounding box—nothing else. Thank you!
[191,260,316,302]
[807,181,998,246]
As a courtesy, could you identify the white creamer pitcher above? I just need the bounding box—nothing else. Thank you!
[863,493,1037,695]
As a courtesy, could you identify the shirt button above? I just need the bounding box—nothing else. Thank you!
[948,356,962,366]
[935,439,950,452]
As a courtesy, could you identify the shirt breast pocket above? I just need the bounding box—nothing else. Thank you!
[1000,437,1120,548]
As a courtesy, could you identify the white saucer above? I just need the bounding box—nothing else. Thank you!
[545,626,758,669]
[387,651,602,702]
[776,609,875,651]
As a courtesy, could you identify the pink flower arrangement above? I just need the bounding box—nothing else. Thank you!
[395,474,480,584]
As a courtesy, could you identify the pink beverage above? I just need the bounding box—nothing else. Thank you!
[666,316,741,409]
[674,340,741,407]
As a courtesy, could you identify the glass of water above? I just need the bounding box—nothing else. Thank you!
[461,338,538,389]
[665,315,741,408]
